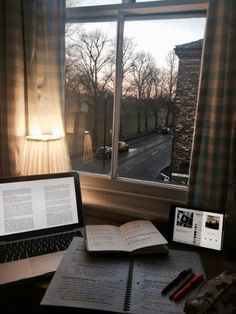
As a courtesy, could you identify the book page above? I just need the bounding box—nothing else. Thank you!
[41,237,129,313]
[119,220,168,252]
[130,250,205,314]
[85,224,130,252]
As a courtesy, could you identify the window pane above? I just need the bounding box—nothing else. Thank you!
[66,0,121,7]
[135,0,162,2]
[65,22,116,175]
[118,18,206,184]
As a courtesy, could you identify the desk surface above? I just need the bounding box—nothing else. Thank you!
[1,217,236,313]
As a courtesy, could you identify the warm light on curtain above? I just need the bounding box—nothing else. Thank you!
[21,135,71,175]
[23,0,71,174]
[0,0,71,177]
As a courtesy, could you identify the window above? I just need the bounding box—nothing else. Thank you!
[66,0,122,7]
[65,21,116,175]
[65,0,208,219]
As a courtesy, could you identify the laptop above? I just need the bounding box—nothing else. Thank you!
[168,204,225,252]
[0,171,84,286]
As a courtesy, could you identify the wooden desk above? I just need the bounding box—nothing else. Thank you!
[1,218,236,313]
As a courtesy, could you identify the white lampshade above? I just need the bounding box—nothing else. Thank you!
[21,135,71,175]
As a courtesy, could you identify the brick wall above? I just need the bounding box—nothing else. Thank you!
[171,40,203,178]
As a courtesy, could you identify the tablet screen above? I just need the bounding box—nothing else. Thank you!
[169,205,225,251]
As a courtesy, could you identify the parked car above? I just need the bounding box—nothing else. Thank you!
[118,141,129,152]
[162,127,171,134]
[95,146,112,159]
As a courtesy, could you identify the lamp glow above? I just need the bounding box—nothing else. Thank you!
[26,134,62,141]
[83,131,93,163]
[21,134,71,175]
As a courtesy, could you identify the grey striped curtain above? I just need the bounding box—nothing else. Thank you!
[188,0,236,212]
[0,0,71,177]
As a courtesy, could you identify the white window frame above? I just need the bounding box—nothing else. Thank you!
[65,0,208,221]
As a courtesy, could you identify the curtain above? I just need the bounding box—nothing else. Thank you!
[0,0,71,177]
[188,0,236,211]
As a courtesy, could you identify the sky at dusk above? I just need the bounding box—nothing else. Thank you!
[81,16,206,69]
[124,17,206,67]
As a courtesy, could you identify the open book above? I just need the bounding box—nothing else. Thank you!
[85,219,169,254]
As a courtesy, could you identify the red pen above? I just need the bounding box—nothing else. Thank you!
[172,273,204,302]
[169,272,195,300]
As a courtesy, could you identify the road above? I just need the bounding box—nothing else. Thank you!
[117,134,172,181]
[71,133,172,182]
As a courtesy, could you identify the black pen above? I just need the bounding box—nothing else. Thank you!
[161,268,192,295]
[172,273,204,302]
[169,272,195,300]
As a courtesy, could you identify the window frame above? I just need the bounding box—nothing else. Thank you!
[65,0,208,221]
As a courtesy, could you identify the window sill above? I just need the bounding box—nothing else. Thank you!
[79,172,187,223]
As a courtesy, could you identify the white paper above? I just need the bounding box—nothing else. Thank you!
[41,238,205,314]
[41,237,129,313]
[131,250,205,314]
[119,220,168,252]
[85,224,130,252]
[85,220,168,253]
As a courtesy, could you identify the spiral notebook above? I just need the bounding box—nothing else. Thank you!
[41,237,205,313]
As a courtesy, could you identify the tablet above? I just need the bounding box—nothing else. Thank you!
[169,204,225,251]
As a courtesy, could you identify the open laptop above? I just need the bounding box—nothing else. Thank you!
[0,171,84,286]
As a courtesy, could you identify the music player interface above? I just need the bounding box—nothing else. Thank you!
[173,207,224,251]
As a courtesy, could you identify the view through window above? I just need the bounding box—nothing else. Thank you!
[65,2,206,186]
[66,0,121,7]
[65,22,116,175]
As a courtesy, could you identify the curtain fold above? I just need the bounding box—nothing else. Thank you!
[0,1,25,176]
[188,0,236,211]
[0,0,71,177]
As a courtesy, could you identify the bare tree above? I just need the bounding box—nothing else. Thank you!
[119,37,137,138]
[65,25,179,148]
[147,67,161,129]
[66,29,114,147]
[164,50,178,127]
[129,51,157,133]
[165,50,178,102]
[65,24,84,154]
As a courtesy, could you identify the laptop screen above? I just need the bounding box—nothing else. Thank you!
[169,205,225,251]
[0,172,83,238]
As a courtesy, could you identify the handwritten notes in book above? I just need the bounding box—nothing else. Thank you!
[41,237,205,314]
[85,220,169,254]
[41,237,128,313]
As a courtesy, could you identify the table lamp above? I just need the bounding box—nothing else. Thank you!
[21,134,71,175]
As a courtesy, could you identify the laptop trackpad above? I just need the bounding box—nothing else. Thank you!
[0,252,64,285]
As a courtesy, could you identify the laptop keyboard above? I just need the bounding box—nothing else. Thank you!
[0,231,82,263]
